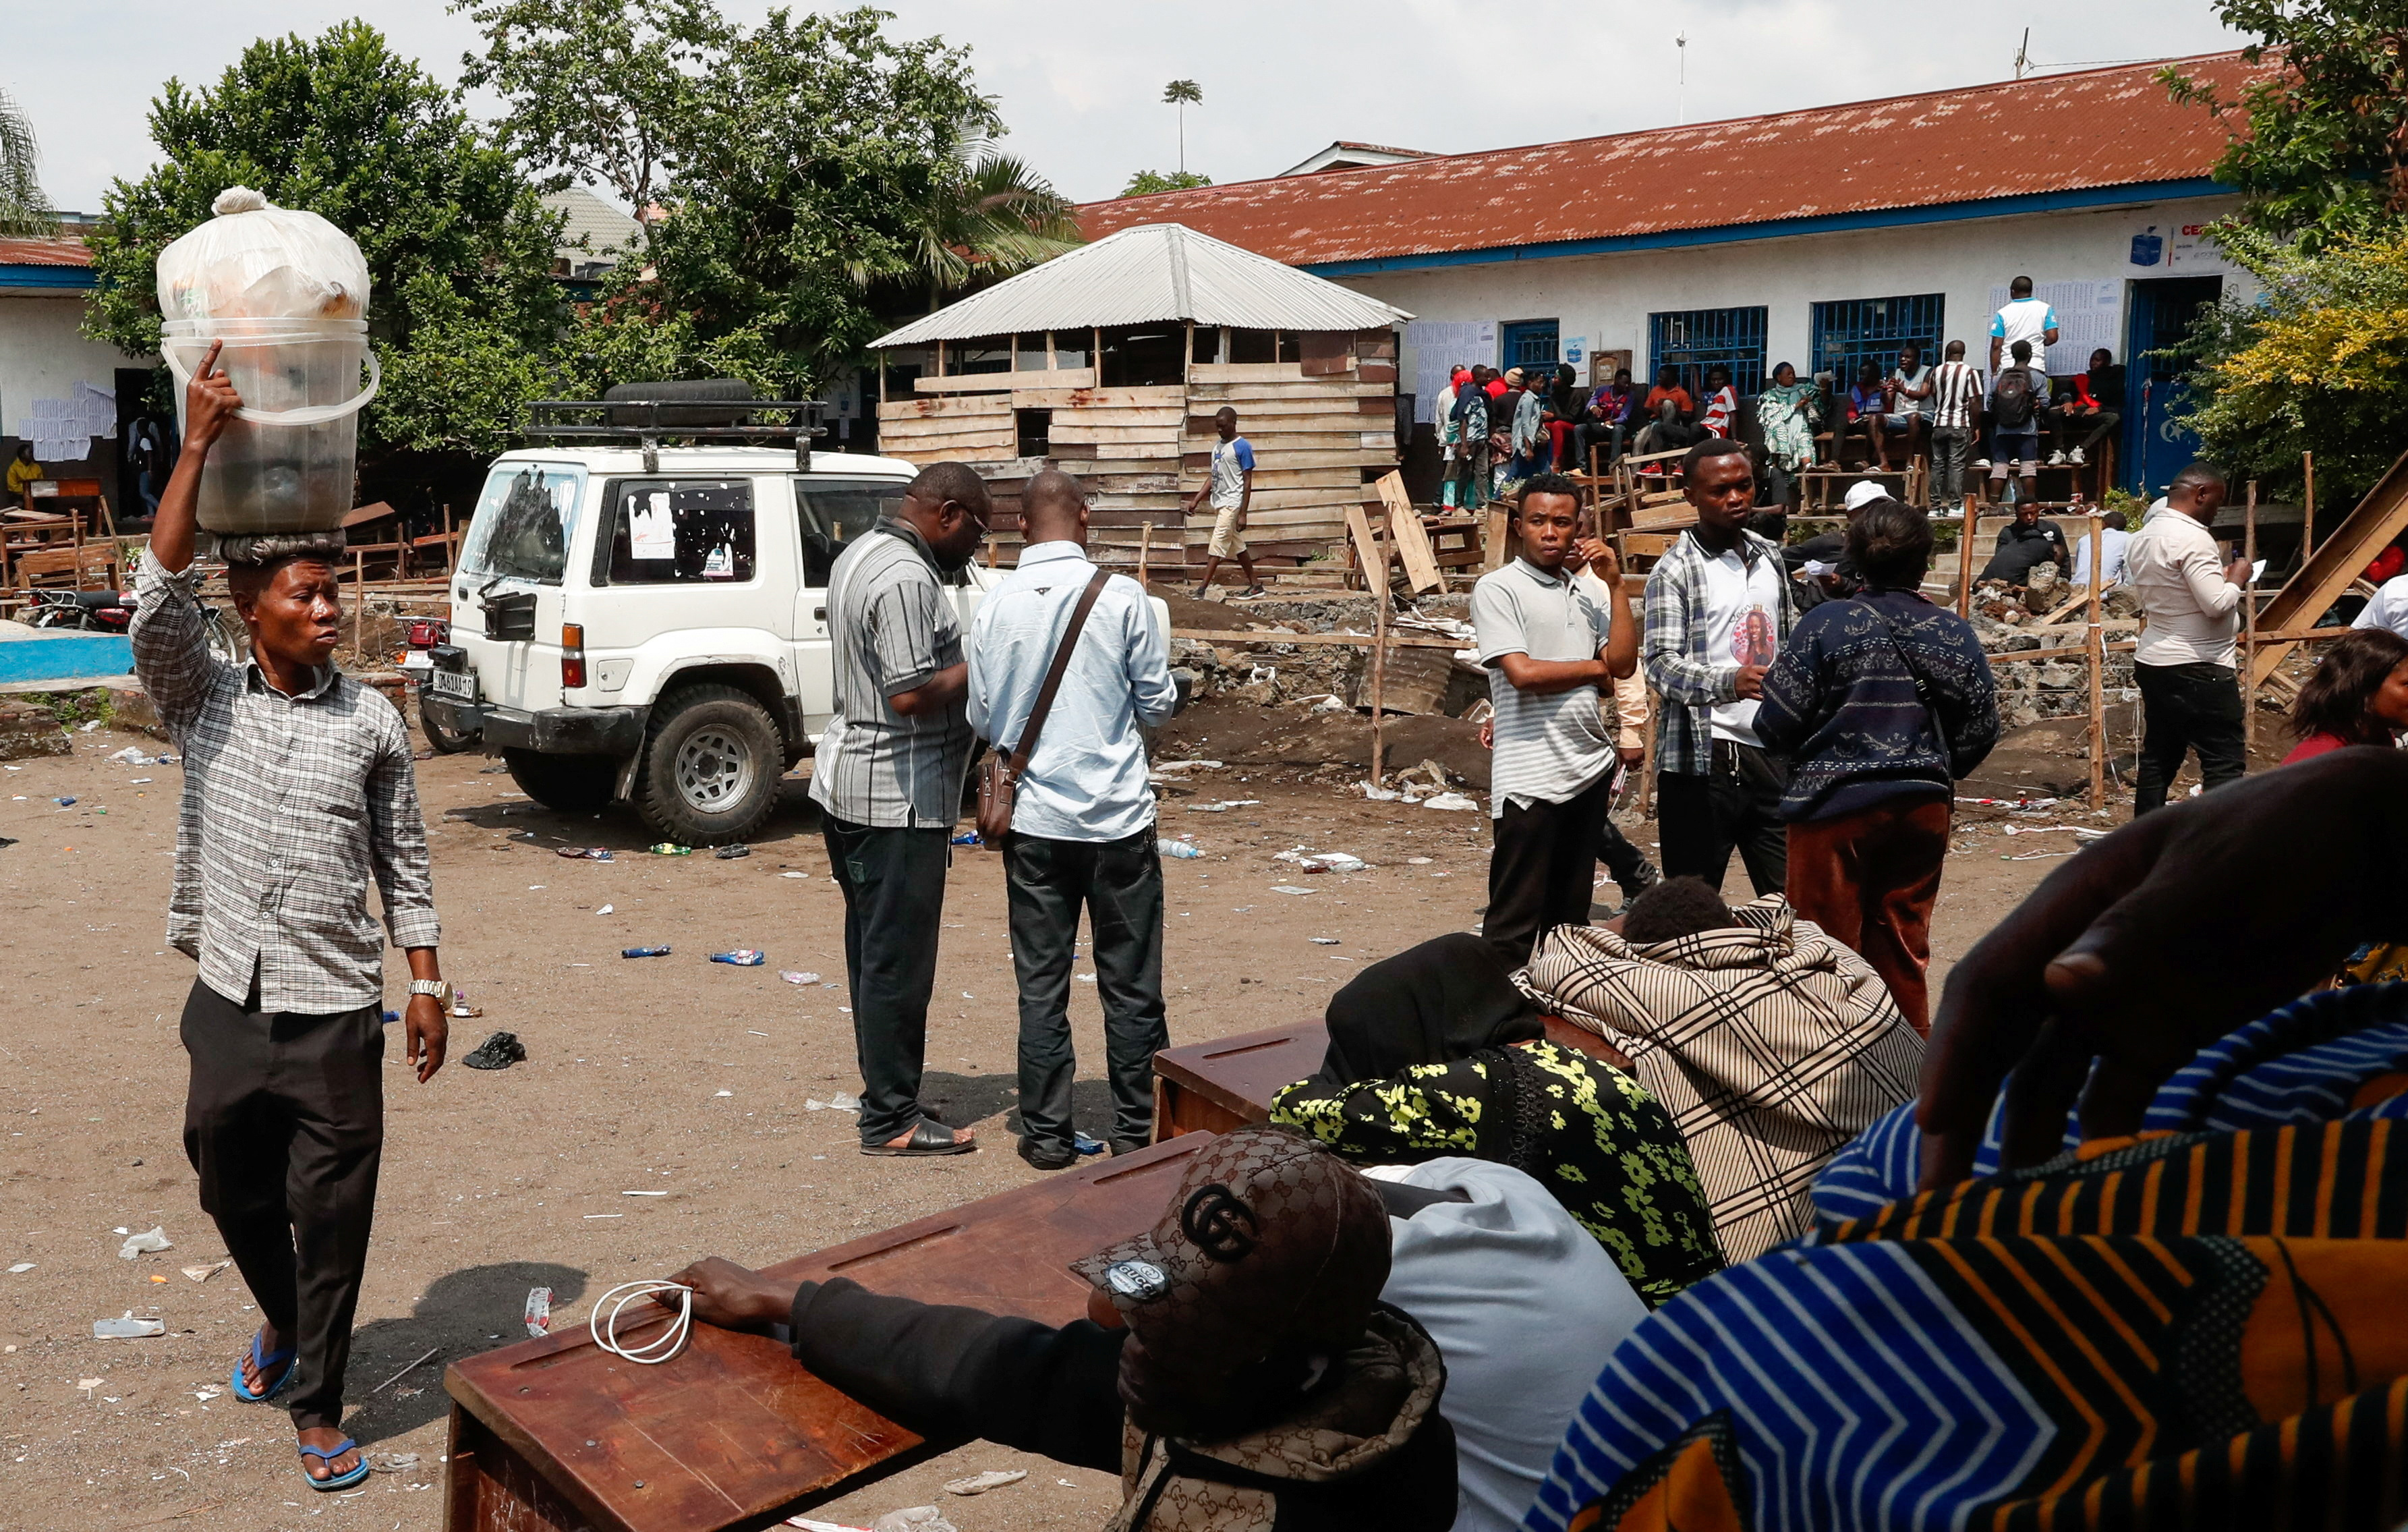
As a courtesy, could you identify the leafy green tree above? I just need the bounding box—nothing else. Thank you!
[2163,3,2408,249]
[2180,224,2408,504]
[467,1,1074,395]
[1164,78,1202,175]
[0,86,55,237]
[82,21,564,462]
[1120,169,1213,197]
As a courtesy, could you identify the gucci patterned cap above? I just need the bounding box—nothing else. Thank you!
[1070,1128,1392,1371]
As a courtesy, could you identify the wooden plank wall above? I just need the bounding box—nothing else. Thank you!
[873,329,1398,570]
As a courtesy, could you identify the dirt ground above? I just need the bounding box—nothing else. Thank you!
[0,700,2174,1531]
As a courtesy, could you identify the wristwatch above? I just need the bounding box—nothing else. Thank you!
[408,978,452,1006]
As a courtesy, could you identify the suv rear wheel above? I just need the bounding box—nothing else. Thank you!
[503,748,616,812]
[633,684,782,845]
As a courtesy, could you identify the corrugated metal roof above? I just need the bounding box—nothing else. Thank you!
[1082,53,2261,268]
[0,236,92,268]
[869,223,1412,347]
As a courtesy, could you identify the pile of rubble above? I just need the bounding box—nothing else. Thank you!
[1169,594,1483,718]
[1970,561,2142,729]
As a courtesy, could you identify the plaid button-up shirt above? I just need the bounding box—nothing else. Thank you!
[1641,528,1798,777]
[130,550,438,1013]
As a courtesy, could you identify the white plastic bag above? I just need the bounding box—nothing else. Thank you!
[155,186,371,322]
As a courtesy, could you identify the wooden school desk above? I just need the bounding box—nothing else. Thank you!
[442,1133,1215,1532]
[1151,1017,1632,1139]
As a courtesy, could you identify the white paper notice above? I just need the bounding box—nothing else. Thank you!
[701,542,734,578]
[1406,320,1500,423]
[630,490,674,559]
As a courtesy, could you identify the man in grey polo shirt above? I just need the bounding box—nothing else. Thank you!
[809,461,990,1156]
[1471,472,1638,967]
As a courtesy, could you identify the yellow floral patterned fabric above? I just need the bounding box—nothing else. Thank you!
[1269,1040,1721,1307]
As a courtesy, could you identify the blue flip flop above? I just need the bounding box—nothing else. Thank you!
[230,1330,295,1403]
[298,1436,370,1492]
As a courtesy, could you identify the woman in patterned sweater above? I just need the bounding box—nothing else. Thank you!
[1268,934,1721,1308]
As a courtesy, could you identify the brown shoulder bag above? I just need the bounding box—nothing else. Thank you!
[975,567,1112,844]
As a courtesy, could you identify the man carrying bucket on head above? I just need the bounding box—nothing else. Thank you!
[132,336,447,1492]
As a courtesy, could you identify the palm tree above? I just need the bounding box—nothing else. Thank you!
[0,86,55,238]
[1163,80,1202,176]
[905,127,1084,311]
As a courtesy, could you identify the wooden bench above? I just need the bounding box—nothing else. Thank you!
[443,1133,1214,1532]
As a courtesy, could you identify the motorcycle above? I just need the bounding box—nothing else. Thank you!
[27,587,245,664]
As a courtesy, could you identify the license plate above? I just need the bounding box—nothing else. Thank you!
[428,667,478,703]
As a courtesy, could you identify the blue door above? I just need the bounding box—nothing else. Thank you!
[2122,277,2223,497]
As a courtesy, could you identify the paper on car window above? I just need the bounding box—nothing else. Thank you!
[631,490,675,559]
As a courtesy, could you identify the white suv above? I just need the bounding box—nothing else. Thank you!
[422,444,998,845]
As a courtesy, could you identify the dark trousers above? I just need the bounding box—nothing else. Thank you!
[1656,741,1789,897]
[2046,405,2121,452]
[1485,772,1616,967]
[824,816,952,1146]
[1785,797,1951,1035]
[1574,420,1628,474]
[2133,660,2247,815]
[1931,425,1972,504]
[1002,828,1168,1154]
[180,977,384,1432]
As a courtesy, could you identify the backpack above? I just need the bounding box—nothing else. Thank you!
[1993,368,2036,430]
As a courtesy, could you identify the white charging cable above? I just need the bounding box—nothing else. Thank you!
[589,1280,693,1365]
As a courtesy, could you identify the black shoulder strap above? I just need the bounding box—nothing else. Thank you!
[1860,597,1953,764]
[1007,567,1112,774]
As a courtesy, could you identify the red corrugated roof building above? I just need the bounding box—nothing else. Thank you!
[1081,53,2259,274]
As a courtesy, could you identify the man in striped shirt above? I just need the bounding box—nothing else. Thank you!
[809,461,991,1156]
[1926,340,1985,505]
[1472,473,1638,965]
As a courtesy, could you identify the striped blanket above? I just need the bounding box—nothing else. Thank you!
[1524,897,1922,1261]
[1523,983,2408,1531]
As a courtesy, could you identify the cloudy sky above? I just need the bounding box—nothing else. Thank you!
[13,1,2247,212]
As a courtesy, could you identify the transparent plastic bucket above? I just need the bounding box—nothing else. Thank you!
[162,317,380,534]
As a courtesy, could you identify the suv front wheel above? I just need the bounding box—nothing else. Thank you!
[633,684,782,846]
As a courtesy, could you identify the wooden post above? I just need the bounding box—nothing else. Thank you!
[1137,521,1151,588]
[443,503,455,574]
[1957,493,1978,617]
[1636,691,1660,820]
[934,339,946,379]
[878,355,888,403]
[2086,513,2106,811]
[1369,514,1391,785]
[2243,482,2259,762]
[351,548,366,662]
[2303,451,2316,559]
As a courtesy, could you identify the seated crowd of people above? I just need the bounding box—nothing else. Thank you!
[1439,275,2128,514]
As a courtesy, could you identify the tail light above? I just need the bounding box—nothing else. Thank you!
[561,623,586,689]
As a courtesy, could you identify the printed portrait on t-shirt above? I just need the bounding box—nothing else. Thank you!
[1733,606,1776,667]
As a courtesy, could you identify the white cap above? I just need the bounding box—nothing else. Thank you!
[1843,480,1887,512]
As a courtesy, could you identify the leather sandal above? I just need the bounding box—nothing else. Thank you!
[861,1121,978,1157]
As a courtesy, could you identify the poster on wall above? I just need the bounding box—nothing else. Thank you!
[1988,280,2122,376]
[1561,335,1588,375]
[2129,222,2233,273]
[1406,320,1497,423]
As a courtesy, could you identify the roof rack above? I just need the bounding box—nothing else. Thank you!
[524,398,830,474]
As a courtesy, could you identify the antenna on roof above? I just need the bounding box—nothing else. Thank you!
[1675,32,1688,125]
[2013,27,2032,80]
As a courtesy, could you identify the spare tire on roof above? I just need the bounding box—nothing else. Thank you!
[604,378,758,430]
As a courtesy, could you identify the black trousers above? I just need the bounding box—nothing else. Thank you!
[1485,772,1617,968]
[1656,740,1790,897]
[1002,828,1168,1154]
[2133,660,2247,815]
[180,977,384,1432]
[824,816,952,1146]
[2046,405,2121,452]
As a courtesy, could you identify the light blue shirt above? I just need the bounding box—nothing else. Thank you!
[967,542,1176,843]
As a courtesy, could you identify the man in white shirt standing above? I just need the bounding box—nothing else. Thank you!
[1642,439,1797,895]
[2124,461,2249,814]
[968,470,1179,1168]
[1927,340,1984,504]
[1988,274,2061,373]
[2070,507,2133,588]
[1471,472,1638,966]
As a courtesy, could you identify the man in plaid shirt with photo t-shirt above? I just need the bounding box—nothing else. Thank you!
[130,343,448,1494]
